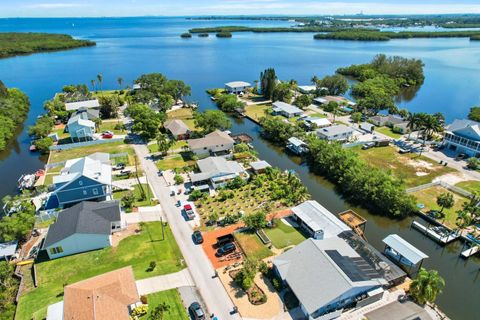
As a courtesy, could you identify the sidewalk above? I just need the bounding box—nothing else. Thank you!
[136,268,194,295]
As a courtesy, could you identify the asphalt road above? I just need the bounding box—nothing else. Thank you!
[133,143,242,320]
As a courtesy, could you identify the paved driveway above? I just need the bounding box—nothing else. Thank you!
[122,205,164,224]
[136,268,194,295]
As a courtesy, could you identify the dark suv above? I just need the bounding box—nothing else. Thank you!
[189,302,205,320]
[215,242,236,257]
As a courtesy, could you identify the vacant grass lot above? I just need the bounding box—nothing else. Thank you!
[16,222,183,320]
[99,120,126,134]
[49,141,135,164]
[244,104,270,122]
[352,146,456,187]
[235,231,273,260]
[375,126,403,139]
[156,153,196,171]
[148,140,188,154]
[113,183,154,211]
[455,180,480,194]
[264,219,307,249]
[145,289,189,320]
[412,186,467,229]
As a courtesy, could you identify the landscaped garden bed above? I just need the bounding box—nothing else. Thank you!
[229,269,267,305]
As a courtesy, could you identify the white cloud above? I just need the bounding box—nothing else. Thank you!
[23,2,88,9]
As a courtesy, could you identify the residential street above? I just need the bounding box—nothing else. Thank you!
[133,143,242,320]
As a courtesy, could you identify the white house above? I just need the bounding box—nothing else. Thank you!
[316,124,354,142]
[273,237,386,320]
[359,122,375,133]
[187,130,235,156]
[303,117,331,130]
[42,201,123,259]
[297,85,317,94]
[225,81,251,94]
[272,101,304,118]
[44,153,112,210]
[189,156,249,190]
[67,113,96,141]
[443,119,480,157]
[64,99,100,111]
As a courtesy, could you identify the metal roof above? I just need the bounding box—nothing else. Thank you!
[225,81,251,88]
[287,137,306,147]
[250,160,271,171]
[272,101,303,115]
[382,234,428,265]
[0,240,18,259]
[65,99,100,111]
[316,124,353,137]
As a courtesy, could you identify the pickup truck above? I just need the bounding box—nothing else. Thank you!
[214,234,234,248]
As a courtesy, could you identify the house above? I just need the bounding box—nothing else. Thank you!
[303,117,331,130]
[71,107,100,121]
[443,119,480,157]
[0,241,18,261]
[46,267,140,320]
[273,237,387,320]
[67,113,96,141]
[360,122,375,133]
[290,200,350,240]
[225,81,251,94]
[250,160,271,173]
[297,85,317,94]
[272,101,304,118]
[316,124,354,142]
[164,119,190,140]
[189,156,249,190]
[44,153,112,210]
[42,201,123,259]
[187,130,235,156]
[65,99,100,111]
[286,137,308,155]
[369,115,406,128]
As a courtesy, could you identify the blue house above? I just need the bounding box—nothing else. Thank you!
[45,153,112,210]
[67,113,96,142]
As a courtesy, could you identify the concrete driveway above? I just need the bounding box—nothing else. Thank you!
[136,268,194,295]
[122,205,165,224]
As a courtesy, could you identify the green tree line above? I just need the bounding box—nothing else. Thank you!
[0,81,30,151]
[314,30,480,41]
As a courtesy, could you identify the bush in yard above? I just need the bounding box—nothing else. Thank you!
[174,174,184,185]
[225,176,246,189]
[243,211,267,230]
[234,143,250,153]
[272,278,282,291]
[467,157,480,170]
[234,259,258,291]
[188,189,205,201]
[259,261,269,275]
[208,212,219,224]
[114,122,126,131]
[34,137,53,154]
[140,295,148,304]
[131,305,148,317]
[148,261,157,272]
[121,191,135,210]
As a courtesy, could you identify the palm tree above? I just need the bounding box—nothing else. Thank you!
[406,112,418,140]
[90,79,96,91]
[149,302,170,320]
[410,268,445,305]
[421,114,443,146]
[97,74,103,91]
[311,75,319,85]
[331,103,340,124]
[117,77,123,90]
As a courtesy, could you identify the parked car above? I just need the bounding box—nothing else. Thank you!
[398,148,411,154]
[215,242,236,257]
[102,132,114,139]
[192,231,204,244]
[362,142,376,150]
[214,234,234,248]
[189,302,205,320]
[183,204,195,220]
[113,163,126,171]
[455,153,467,161]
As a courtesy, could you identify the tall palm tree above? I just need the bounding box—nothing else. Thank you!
[117,77,123,90]
[422,115,443,145]
[406,112,418,140]
[90,79,96,91]
[410,268,445,305]
[331,103,340,124]
[97,74,103,91]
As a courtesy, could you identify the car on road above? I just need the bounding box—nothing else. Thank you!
[362,142,376,150]
[183,204,195,220]
[192,231,204,244]
[215,242,236,257]
[189,302,206,320]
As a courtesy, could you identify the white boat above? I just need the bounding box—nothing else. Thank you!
[17,174,36,190]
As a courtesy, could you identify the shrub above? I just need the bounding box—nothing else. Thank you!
[272,278,282,291]
[467,157,480,170]
[121,192,135,210]
[34,137,54,154]
[188,189,205,201]
[148,261,157,272]
[174,174,184,185]
[131,305,148,317]
[140,295,148,304]
[259,262,269,275]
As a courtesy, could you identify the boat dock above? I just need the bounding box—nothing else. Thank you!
[411,221,460,244]
[461,246,480,258]
[339,210,367,239]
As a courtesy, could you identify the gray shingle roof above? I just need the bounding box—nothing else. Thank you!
[43,201,121,248]
[164,119,189,136]
[187,130,234,150]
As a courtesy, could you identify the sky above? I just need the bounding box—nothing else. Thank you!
[2,0,480,17]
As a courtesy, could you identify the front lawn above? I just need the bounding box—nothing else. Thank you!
[99,120,126,134]
[352,146,456,187]
[145,289,188,320]
[264,219,307,249]
[455,180,480,194]
[244,104,270,122]
[148,140,188,154]
[156,153,196,171]
[412,186,467,229]
[375,126,403,139]
[113,183,154,210]
[49,141,135,165]
[16,222,184,320]
[235,231,273,260]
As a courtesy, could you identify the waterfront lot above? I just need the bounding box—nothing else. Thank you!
[411,186,467,229]
[375,126,403,139]
[146,289,189,320]
[264,219,307,249]
[16,222,184,320]
[166,107,198,131]
[48,141,135,164]
[352,146,456,187]
[244,104,270,122]
[235,231,273,260]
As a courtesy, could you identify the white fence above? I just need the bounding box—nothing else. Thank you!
[406,181,472,198]
[49,138,123,151]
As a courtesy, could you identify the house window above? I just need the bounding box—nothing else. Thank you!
[49,246,64,255]
[83,190,87,195]
[92,188,99,195]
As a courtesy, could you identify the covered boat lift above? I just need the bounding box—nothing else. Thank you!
[382,234,428,275]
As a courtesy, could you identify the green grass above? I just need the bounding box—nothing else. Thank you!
[352,146,456,187]
[307,112,327,118]
[167,108,194,120]
[92,89,128,100]
[264,219,307,249]
[455,180,480,194]
[244,104,271,122]
[16,222,184,320]
[144,289,188,320]
[52,126,69,139]
[412,186,467,229]
[113,184,154,211]
[156,153,196,171]
[235,231,273,260]
[375,126,403,139]
[99,120,126,134]
[148,141,188,154]
[49,141,135,165]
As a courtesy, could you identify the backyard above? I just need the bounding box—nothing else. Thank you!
[244,104,270,122]
[352,146,456,187]
[49,141,135,165]
[411,186,467,229]
[16,222,184,320]
[264,218,307,249]
[113,183,155,211]
[145,289,189,320]
[375,126,403,139]
[235,231,273,261]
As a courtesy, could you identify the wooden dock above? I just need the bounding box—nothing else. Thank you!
[339,210,367,239]
[461,245,480,258]
[411,221,459,244]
